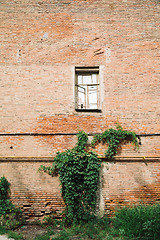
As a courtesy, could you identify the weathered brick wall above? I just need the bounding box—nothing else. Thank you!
[102,160,160,216]
[0,0,160,219]
[0,159,65,220]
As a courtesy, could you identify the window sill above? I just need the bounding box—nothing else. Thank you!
[75,109,102,112]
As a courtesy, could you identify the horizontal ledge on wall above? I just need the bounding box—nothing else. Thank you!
[75,109,102,112]
[0,133,160,137]
[0,156,160,162]
[0,133,78,136]
[0,157,54,162]
[99,156,160,162]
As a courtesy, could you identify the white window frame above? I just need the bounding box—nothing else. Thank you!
[75,67,101,112]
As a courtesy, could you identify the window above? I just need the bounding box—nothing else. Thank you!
[75,67,100,111]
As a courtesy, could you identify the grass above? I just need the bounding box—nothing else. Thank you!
[0,225,23,240]
[113,204,160,240]
[0,225,8,235]
[8,232,24,240]
[0,204,160,240]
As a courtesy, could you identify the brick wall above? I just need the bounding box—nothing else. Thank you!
[0,0,159,219]
[0,159,65,220]
[102,161,160,216]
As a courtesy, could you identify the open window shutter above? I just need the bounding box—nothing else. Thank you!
[78,85,86,109]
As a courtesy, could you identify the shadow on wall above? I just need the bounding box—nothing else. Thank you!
[5,162,65,220]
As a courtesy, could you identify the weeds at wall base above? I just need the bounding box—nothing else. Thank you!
[0,176,25,231]
[1,204,160,239]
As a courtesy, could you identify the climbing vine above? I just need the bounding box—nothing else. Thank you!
[91,125,138,158]
[39,131,101,225]
[39,126,138,224]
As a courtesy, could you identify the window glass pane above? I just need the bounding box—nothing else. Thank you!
[92,74,97,84]
[88,86,97,108]
[78,75,82,84]
[83,75,92,84]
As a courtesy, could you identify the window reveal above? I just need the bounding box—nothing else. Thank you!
[75,67,100,110]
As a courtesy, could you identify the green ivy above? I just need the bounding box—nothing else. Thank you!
[39,127,138,224]
[0,176,11,200]
[39,131,101,225]
[91,125,139,159]
[0,176,25,230]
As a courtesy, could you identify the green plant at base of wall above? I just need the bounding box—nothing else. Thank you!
[39,131,101,225]
[0,176,25,230]
[91,125,138,159]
